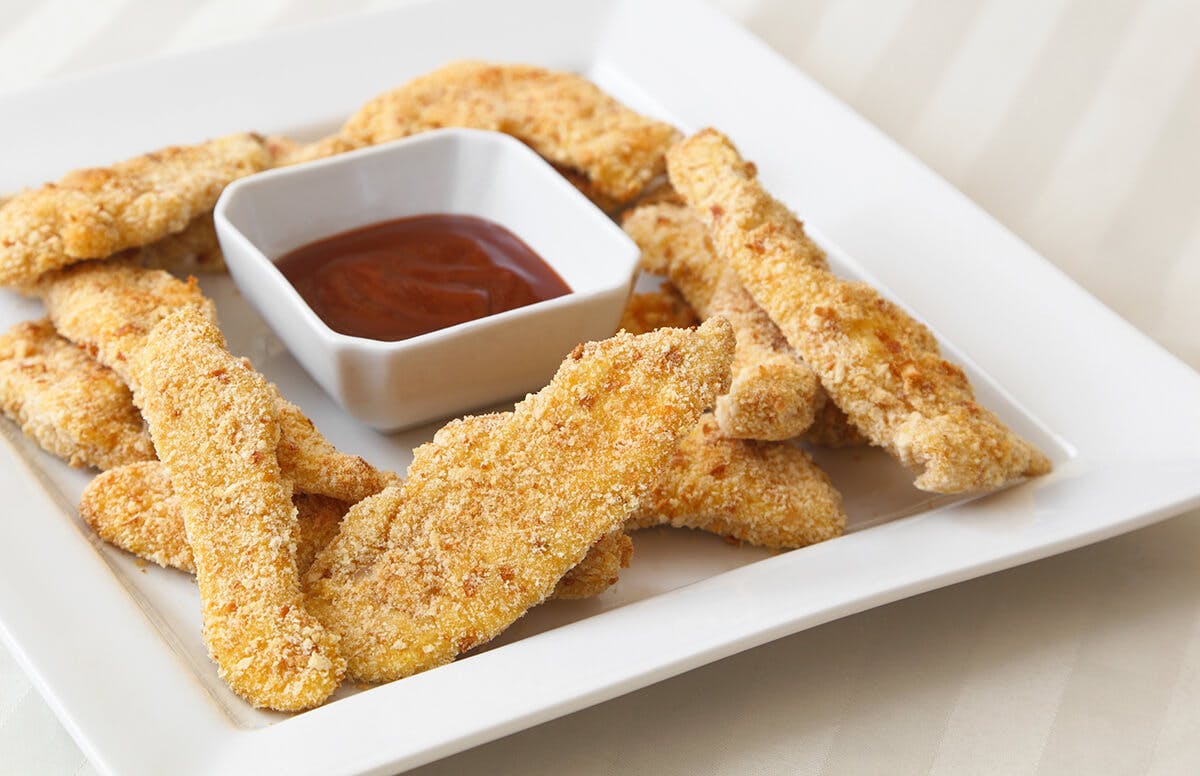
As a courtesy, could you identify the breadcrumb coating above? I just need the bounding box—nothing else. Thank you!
[36,263,396,500]
[553,531,634,600]
[413,411,635,600]
[618,284,699,334]
[273,393,399,503]
[79,456,624,599]
[80,461,349,576]
[133,307,344,710]
[35,261,215,387]
[0,319,154,470]
[81,461,191,571]
[288,61,680,204]
[625,203,725,311]
[117,212,226,274]
[616,278,861,448]
[627,413,844,548]
[668,129,1051,493]
[305,319,734,683]
[624,202,826,441]
[802,398,867,448]
[0,134,269,286]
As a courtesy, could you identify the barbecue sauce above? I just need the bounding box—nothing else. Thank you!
[276,214,570,341]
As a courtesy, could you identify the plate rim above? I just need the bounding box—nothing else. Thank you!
[1,1,1198,774]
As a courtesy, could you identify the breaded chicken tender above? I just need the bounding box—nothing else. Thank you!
[618,284,699,334]
[0,319,154,470]
[80,460,192,571]
[35,262,395,501]
[668,129,1050,493]
[0,134,269,286]
[117,212,226,274]
[80,461,349,576]
[305,319,734,683]
[133,308,344,711]
[803,398,868,448]
[413,411,636,600]
[554,531,634,599]
[624,202,826,441]
[80,458,620,599]
[289,61,680,203]
[35,261,214,387]
[273,394,398,504]
[627,413,845,548]
[446,407,843,551]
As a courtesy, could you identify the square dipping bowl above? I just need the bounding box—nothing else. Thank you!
[214,128,640,430]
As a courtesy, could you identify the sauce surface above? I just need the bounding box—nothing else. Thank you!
[276,214,571,342]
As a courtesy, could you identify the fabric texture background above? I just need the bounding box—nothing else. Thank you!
[1,1,1197,773]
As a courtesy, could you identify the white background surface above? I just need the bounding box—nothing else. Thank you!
[1,1,1198,774]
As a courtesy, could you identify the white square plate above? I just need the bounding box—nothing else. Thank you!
[1,2,1197,774]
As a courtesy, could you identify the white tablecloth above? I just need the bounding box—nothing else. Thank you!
[2,1,1198,773]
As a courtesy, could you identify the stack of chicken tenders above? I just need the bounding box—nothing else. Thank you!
[0,61,1048,710]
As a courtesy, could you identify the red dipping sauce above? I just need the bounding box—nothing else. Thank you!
[275,214,571,342]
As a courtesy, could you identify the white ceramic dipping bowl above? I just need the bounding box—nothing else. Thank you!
[215,129,639,431]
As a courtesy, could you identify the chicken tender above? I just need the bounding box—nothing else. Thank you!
[80,458,620,599]
[627,413,844,548]
[133,307,343,710]
[305,318,734,683]
[273,394,398,504]
[80,460,192,571]
[668,129,1050,493]
[553,531,634,600]
[0,319,154,469]
[118,212,226,274]
[0,134,269,286]
[450,405,844,551]
[617,284,699,334]
[35,262,395,501]
[289,61,679,204]
[80,461,349,576]
[34,261,214,386]
[803,398,867,448]
[413,411,635,600]
[624,202,827,441]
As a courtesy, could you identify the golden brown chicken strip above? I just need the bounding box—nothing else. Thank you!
[35,261,214,387]
[446,406,844,550]
[0,319,154,469]
[0,134,269,286]
[117,212,226,274]
[668,129,1050,493]
[412,411,635,600]
[305,318,734,683]
[35,262,395,501]
[81,460,192,571]
[627,413,844,548]
[133,307,343,710]
[289,61,679,204]
[625,202,827,441]
[553,531,634,599]
[80,459,623,599]
[617,269,862,448]
[273,394,398,504]
[617,284,699,334]
[80,461,349,576]
[803,398,868,448]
